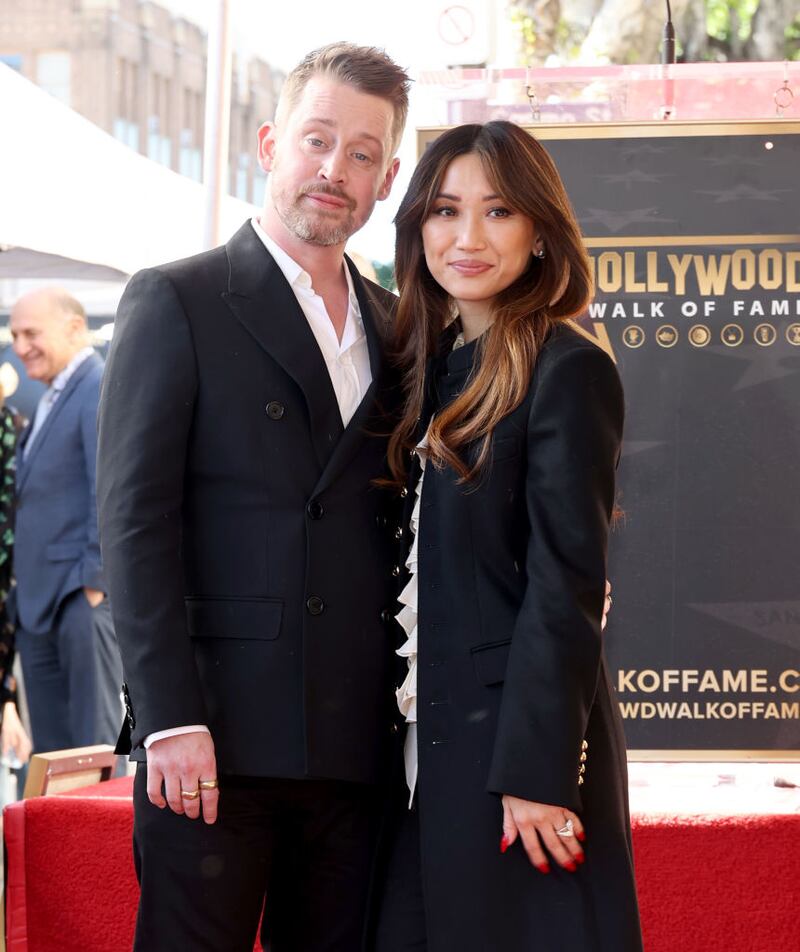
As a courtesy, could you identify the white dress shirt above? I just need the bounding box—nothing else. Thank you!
[251,217,372,427]
[23,346,95,460]
[144,221,373,749]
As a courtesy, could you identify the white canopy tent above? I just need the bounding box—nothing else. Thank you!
[0,62,256,283]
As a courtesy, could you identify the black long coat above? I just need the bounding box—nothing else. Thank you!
[97,221,399,785]
[392,323,643,951]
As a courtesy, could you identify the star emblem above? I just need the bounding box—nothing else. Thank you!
[688,600,800,651]
[695,183,791,203]
[707,337,800,391]
[598,170,672,189]
[618,144,675,160]
[701,154,765,168]
[581,207,673,233]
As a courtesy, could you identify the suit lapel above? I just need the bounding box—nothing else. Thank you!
[314,259,395,495]
[17,353,100,492]
[16,420,33,469]
[221,222,344,472]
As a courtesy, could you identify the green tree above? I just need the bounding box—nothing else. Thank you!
[509,0,799,63]
[373,261,397,293]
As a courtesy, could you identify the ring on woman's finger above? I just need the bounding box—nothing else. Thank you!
[180,788,201,800]
[198,778,219,790]
[555,818,575,838]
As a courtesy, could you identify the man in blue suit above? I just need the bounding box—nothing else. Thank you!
[9,288,122,753]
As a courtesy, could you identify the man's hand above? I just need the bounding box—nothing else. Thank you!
[83,587,105,608]
[1,701,32,764]
[146,731,219,824]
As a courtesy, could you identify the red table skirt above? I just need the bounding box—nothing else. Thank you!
[4,776,799,951]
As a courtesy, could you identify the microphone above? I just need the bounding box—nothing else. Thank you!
[662,0,677,65]
[659,0,677,119]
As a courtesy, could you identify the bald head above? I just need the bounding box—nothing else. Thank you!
[10,287,90,385]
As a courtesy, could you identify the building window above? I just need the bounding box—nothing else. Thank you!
[36,52,71,105]
[0,54,23,72]
[115,58,140,152]
[179,128,202,181]
[113,118,139,150]
[252,170,266,207]
[147,74,172,167]
[235,153,250,200]
[179,88,203,181]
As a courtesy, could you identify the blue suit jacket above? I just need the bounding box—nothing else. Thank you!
[12,352,105,634]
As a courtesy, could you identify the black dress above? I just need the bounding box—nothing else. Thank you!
[373,323,643,952]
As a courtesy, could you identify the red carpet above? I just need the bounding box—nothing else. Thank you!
[633,811,800,951]
[4,777,799,951]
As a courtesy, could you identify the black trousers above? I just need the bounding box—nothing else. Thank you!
[17,592,122,753]
[133,765,382,952]
[370,788,428,952]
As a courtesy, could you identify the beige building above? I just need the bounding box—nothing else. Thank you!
[0,0,282,204]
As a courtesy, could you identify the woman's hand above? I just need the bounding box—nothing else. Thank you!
[501,794,585,874]
[1,701,33,765]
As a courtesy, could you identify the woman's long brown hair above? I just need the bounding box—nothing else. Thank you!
[387,121,593,485]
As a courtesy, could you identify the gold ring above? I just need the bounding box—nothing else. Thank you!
[198,778,219,790]
[180,788,200,800]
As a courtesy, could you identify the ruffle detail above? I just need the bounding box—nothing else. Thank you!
[395,433,429,804]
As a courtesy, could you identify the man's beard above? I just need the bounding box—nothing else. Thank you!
[275,182,359,247]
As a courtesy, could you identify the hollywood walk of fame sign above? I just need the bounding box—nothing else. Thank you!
[418,121,800,758]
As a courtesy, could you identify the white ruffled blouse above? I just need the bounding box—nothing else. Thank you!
[394,332,466,806]
[394,431,430,806]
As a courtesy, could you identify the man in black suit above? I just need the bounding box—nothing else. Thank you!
[97,43,409,952]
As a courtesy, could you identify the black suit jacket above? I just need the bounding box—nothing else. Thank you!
[97,222,399,785]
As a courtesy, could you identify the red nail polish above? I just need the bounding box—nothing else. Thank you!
[500,834,510,854]
[574,852,585,865]
[565,861,577,873]
[536,863,550,874]
[577,831,586,843]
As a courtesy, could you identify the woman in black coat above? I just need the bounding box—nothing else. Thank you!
[372,122,643,952]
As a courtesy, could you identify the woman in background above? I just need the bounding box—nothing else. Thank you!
[373,121,642,952]
[0,394,32,767]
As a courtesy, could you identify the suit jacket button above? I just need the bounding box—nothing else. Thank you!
[392,565,401,577]
[394,527,403,540]
[307,500,324,520]
[375,514,388,528]
[400,487,408,498]
[306,595,325,615]
[380,608,393,623]
[390,723,399,734]
[266,401,285,420]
